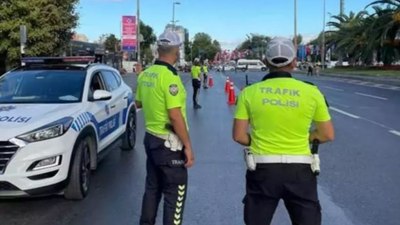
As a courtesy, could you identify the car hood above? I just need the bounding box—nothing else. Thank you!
[0,104,82,140]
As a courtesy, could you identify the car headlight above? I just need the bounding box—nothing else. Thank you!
[17,117,74,143]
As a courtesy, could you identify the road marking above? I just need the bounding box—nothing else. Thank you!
[389,130,400,137]
[330,107,360,119]
[322,86,344,92]
[355,92,388,100]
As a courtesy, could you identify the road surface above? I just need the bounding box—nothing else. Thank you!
[0,71,399,225]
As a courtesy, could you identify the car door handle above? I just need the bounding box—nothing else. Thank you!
[110,105,116,109]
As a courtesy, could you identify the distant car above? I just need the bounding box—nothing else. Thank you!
[236,59,267,72]
[216,64,235,72]
[0,57,136,200]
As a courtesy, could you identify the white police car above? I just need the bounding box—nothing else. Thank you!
[0,57,136,199]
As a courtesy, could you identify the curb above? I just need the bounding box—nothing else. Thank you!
[295,70,400,87]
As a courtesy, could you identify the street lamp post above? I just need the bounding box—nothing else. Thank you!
[321,0,326,70]
[136,0,141,63]
[172,2,180,29]
[294,0,297,48]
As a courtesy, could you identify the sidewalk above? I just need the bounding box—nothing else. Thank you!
[295,70,400,87]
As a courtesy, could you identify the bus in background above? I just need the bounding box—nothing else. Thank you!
[236,59,268,72]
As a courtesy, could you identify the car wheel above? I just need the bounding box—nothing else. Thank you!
[64,136,92,200]
[121,108,136,151]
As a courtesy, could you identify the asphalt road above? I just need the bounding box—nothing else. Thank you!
[224,70,400,225]
[0,71,399,225]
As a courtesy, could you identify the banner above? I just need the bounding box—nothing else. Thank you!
[122,16,136,52]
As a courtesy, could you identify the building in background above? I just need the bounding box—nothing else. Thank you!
[72,33,89,42]
[165,24,188,66]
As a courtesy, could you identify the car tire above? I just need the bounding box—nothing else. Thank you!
[64,136,92,200]
[121,108,136,151]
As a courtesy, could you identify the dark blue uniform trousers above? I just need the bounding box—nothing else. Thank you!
[140,133,188,225]
[244,164,321,225]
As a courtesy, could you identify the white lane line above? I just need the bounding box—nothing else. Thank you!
[389,130,400,137]
[355,92,388,100]
[322,86,344,92]
[329,107,360,119]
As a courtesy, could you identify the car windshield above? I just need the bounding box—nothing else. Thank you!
[0,70,86,104]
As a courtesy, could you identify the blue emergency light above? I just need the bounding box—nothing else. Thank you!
[21,56,96,65]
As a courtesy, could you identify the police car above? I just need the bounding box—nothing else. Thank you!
[0,57,136,200]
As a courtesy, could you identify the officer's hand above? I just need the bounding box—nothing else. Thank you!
[184,147,195,168]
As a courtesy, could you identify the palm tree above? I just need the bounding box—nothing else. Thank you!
[327,11,369,65]
[367,1,400,65]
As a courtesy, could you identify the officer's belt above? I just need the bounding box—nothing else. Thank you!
[254,155,312,164]
[146,130,169,140]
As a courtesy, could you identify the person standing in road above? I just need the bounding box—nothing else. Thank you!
[202,62,209,89]
[136,30,195,225]
[307,62,314,76]
[233,37,334,225]
[191,58,202,109]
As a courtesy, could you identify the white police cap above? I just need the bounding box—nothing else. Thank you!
[157,30,182,47]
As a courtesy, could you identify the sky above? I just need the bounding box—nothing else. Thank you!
[76,0,375,50]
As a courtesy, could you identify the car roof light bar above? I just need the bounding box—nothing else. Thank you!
[21,56,96,65]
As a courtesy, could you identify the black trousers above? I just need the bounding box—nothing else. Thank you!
[140,133,188,225]
[244,164,321,225]
[192,79,201,106]
[203,73,208,87]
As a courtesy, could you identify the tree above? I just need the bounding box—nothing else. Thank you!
[139,21,156,61]
[191,32,221,62]
[292,34,303,45]
[103,34,119,52]
[237,34,271,59]
[0,0,79,73]
[366,1,400,64]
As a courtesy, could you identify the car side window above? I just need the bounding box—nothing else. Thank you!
[101,71,119,92]
[112,71,122,87]
[89,72,106,98]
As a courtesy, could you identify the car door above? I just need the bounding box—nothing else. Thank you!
[87,71,112,151]
[100,70,126,139]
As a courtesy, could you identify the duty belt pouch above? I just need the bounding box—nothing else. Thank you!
[244,148,256,171]
[311,154,320,175]
[164,124,183,152]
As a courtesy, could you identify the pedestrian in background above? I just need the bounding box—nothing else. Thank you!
[191,58,202,109]
[202,62,209,89]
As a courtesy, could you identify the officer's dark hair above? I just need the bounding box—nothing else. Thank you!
[266,58,294,71]
[157,45,178,56]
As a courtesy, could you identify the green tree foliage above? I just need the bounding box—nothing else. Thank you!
[139,21,156,60]
[191,32,221,62]
[103,34,119,52]
[311,0,400,65]
[237,34,271,59]
[0,0,79,73]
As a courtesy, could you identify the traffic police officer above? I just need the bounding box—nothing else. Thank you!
[233,37,335,225]
[136,30,195,225]
[191,58,202,109]
[202,62,209,89]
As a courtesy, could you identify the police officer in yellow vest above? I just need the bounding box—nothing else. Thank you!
[191,58,202,109]
[136,30,195,225]
[201,62,209,89]
[233,37,335,225]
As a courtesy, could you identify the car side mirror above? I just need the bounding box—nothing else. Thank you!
[92,90,112,101]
